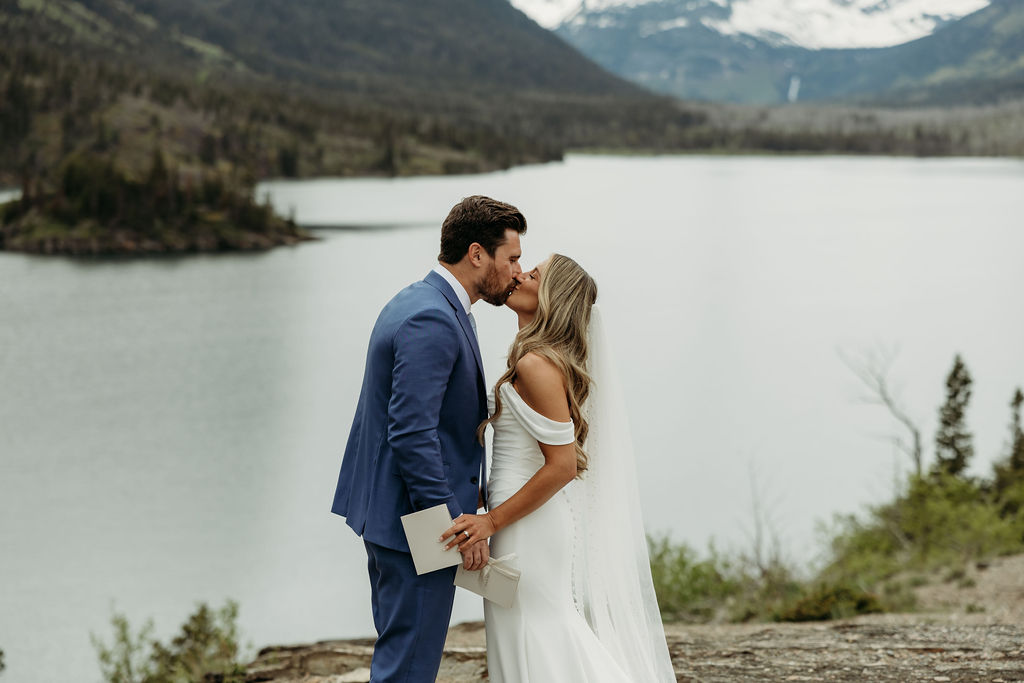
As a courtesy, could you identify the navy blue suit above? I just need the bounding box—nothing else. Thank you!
[332,269,487,682]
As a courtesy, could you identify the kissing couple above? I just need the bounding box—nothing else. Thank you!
[331,196,675,682]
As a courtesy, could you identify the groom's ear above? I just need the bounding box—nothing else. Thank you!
[467,242,484,268]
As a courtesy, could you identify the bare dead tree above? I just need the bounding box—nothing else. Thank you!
[745,463,787,579]
[839,344,923,477]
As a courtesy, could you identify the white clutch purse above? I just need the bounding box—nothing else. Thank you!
[454,554,521,608]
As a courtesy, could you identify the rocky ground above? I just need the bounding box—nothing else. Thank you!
[246,555,1024,682]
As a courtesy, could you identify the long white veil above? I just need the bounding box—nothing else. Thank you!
[568,305,676,682]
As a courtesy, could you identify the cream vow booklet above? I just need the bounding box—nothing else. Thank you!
[400,504,462,575]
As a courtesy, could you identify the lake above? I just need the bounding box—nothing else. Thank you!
[2,154,1023,682]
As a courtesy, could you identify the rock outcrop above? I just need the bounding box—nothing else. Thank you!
[246,556,1024,682]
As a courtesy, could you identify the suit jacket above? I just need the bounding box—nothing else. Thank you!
[331,270,488,552]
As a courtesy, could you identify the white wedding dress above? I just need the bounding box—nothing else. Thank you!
[482,307,676,683]
[484,382,633,682]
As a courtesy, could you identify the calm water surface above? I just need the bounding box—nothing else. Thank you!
[2,155,1023,682]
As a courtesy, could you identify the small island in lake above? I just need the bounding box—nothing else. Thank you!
[0,152,311,256]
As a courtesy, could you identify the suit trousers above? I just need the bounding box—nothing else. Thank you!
[364,540,458,682]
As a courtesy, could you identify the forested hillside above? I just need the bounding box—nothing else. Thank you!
[0,0,664,187]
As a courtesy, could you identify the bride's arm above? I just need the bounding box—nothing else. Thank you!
[442,352,577,551]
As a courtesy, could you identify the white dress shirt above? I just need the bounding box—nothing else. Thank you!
[432,264,472,316]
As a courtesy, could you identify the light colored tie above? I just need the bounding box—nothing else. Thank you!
[467,308,487,507]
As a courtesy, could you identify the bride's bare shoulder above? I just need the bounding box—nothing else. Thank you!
[516,351,556,374]
[514,352,570,421]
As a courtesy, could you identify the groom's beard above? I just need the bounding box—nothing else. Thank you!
[478,263,516,307]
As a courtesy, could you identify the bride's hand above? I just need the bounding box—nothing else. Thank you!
[441,512,497,552]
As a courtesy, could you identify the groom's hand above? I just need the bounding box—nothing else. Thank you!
[461,540,489,571]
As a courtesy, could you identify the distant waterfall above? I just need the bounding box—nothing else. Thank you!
[787,75,802,103]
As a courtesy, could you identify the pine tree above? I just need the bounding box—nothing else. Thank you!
[933,354,974,477]
[0,69,33,149]
[1010,389,1024,474]
[993,388,1024,515]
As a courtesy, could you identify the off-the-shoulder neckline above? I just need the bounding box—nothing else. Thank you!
[500,381,573,427]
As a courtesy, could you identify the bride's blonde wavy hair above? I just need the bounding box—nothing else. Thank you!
[478,253,598,475]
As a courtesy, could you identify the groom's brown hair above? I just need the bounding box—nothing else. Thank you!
[438,195,526,264]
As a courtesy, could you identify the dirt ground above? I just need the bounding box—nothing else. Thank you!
[246,555,1024,682]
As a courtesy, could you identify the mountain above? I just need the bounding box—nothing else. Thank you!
[554,1,809,103]
[827,0,1024,105]
[509,0,1020,104]
[515,0,989,48]
[670,0,990,50]
[3,0,691,190]
[773,0,1024,105]
[7,0,641,97]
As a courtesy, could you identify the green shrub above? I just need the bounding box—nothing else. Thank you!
[726,564,805,624]
[901,475,1020,561]
[92,601,246,683]
[648,535,739,622]
[91,613,154,683]
[775,583,884,622]
[879,578,919,613]
[995,478,1024,521]
[944,567,966,583]
[648,535,805,623]
[822,474,1024,590]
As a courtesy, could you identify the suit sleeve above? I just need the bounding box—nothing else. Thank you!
[387,307,463,519]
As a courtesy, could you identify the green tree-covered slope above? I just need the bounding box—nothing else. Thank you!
[9,0,643,97]
[804,0,1024,105]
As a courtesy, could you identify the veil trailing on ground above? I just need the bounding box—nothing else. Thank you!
[568,304,676,682]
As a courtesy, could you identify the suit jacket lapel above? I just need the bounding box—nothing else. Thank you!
[424,271,486,383]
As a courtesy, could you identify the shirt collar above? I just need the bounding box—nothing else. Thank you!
[432,264,472,315]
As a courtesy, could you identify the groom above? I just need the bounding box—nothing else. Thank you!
[331,195,526,682]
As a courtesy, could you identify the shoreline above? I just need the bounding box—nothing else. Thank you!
[0,195,316,256]
[3,152,1021,258]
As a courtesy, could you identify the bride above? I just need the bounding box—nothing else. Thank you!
[442,254,675,682]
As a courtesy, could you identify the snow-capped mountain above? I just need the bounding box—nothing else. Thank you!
[705,0,989,49]
[508,0,1017,105]
[507,0,585,29]
[510,0,990,49]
